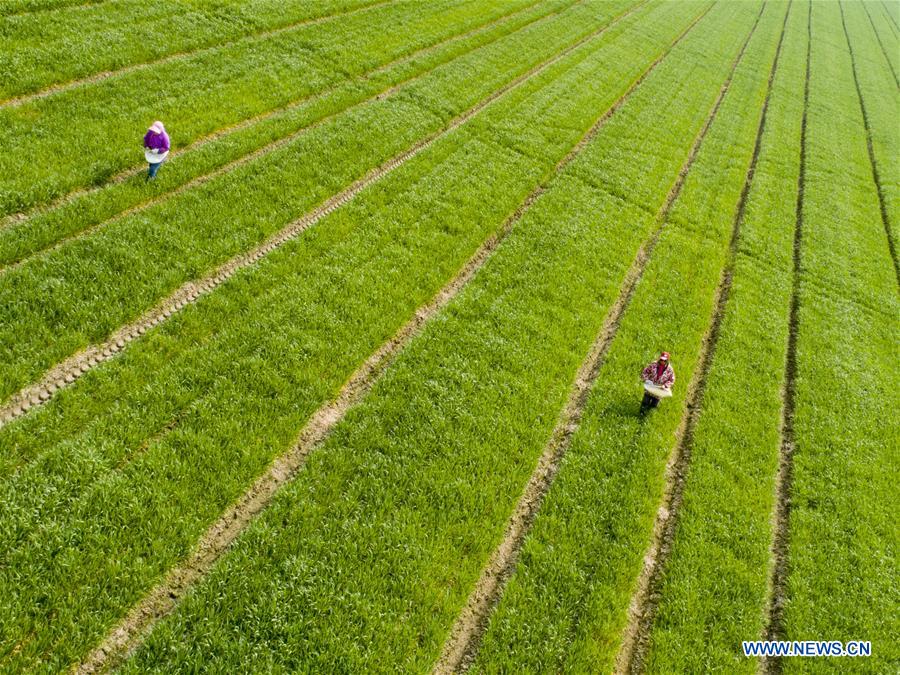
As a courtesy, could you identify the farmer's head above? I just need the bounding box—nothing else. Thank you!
[658,352,669,365]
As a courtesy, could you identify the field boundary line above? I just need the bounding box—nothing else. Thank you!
[0,0,555,230]
[838,0,900,287]
[433,4,766,671]
[860,0,899,87]
[0,0,393,109]
[615,3,791,672]
[72,4,653,659]
[0,0,561,270]
[0,0,646,421]
[761,4,810,673]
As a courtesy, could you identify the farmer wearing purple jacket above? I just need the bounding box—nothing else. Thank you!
[143,121,170,180]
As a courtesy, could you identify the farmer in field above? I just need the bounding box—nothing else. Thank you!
[143,120,170,180]
[640,351,674,413]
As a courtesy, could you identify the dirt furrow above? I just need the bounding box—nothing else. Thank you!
[838,0,900,287]
[0,0,645,424]
[861,0,899,87]
[760,4,810,674]
[616,5,792,674]
[0,0,560,273]
[434,5,764,672]
[0,0,553,233]
[0,0,392,109]
[70,32,663,660]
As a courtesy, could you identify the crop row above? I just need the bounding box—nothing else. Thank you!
[840,0,899,281]
[858,0,899,87]
[0,2,688,668]
[0,0,566,269]
[472,1,789,671]
[103,3,774,671]
[636,1,807,671]
[780,2,898,671]
[0,0,385,99]
[0,0,626,404]
[0,0,533,215]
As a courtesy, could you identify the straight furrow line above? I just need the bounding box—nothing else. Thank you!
[761,4,811,674]
[0,0,552,231]
[72,36,661,660]
[76,217,505,673]
[0,0,394,109]
[434,5,763,672]
[861,0,899,87]
[0,0,559,272]
[0,1,649,426]
[838,0,900,287]
[617,4,791,673]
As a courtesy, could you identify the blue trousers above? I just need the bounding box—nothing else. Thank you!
[147,161,164,179]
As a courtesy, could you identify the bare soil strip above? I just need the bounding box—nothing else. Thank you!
[838,0,900,287]
[434,5,764,672]
[760,5,810,674]
[75,188,536,672]
[72,7,659,661]
[0,1,646,432]
[0,0,392,109]
[861,0,900,87]
[74,210,518,672]
[0,0,551,231]
[616,6,791,674]
[0,0,560,272]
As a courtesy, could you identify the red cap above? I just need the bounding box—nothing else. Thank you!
[659,352,670,361]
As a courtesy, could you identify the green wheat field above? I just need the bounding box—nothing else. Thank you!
[0,0,896,672]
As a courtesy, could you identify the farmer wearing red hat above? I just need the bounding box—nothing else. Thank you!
[640,351,675,413]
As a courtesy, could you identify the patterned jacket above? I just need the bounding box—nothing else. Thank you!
[641,361,675,389]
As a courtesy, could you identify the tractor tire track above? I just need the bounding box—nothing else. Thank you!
[434,4,764,671]
[72,4,664,657]
[0,0,393,109]
[615,3,792,672]
[0,0,553,232]
[73,133,537,675]
[838,0,900,288]
[0,0,561,272]
[0,2,648,426]
[861,0,899,87]
[761,4,810,673]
